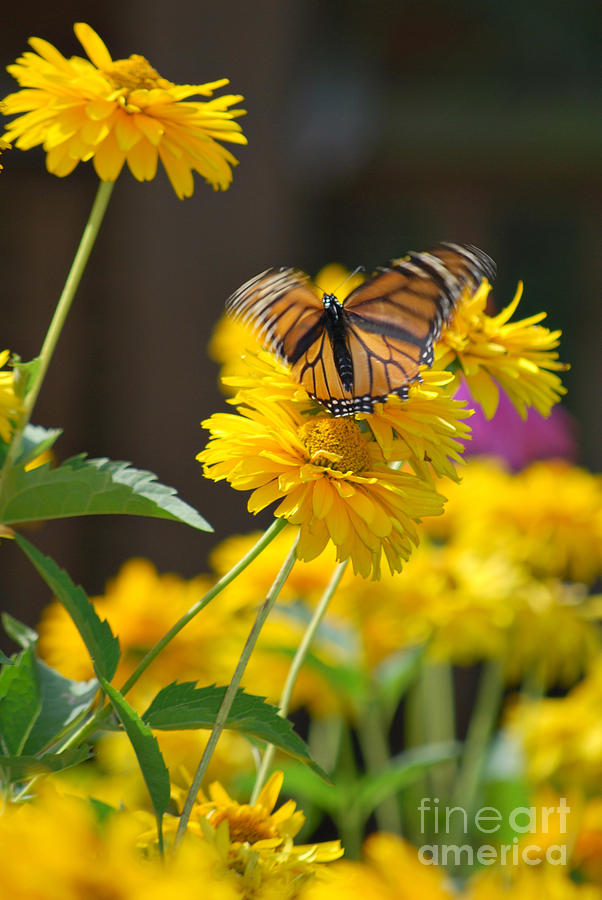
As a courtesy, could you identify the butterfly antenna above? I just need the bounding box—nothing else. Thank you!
[314,264,366,297]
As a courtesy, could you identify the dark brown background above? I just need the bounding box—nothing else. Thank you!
[1,0,600,628]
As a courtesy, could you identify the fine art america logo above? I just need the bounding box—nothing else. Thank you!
[417,797,570,867]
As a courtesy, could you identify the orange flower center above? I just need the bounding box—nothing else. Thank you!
[211,807,278,844]
[103,55,172,92]
[299,417,370,473]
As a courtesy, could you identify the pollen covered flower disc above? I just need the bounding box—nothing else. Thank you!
[1,23,247,197]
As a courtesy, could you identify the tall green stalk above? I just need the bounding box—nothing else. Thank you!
[2,180,115,475]
[250,559,348,804]
[175,536,299,845]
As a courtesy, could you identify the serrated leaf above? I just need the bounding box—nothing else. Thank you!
[16,424,62,469]
[142,682,326,779]
[100,677,170,820]
[14,535,120,681]
[0,746,92,778]
[1,613,38,650]
[0,454,212,531]
[23,661,98,754]
[0,647,41,755]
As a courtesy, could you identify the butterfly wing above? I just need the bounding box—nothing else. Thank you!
[336,243,496,409]
[225,267,325,364]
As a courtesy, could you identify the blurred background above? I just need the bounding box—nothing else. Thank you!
[1,0,600,624]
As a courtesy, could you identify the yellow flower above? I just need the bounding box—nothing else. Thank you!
[1,23,246,198]
[299,832,453,900]
[436,280,567,419]
[198,354,446,579]
[146,772,342,899]
[0,349,20,443]
[0,785,239,899]
[427,458,602,585]
[508,661,602,793]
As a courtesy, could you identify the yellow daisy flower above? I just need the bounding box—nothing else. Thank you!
[436,279,567,419]
[198,354,446,579]
[1,23,246,198]
[0,349,21,443]
[144,772,342,899]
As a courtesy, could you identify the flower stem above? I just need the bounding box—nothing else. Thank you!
[356,698,402,834]
[119,517,288,697]
[175,534,299,846]
[451,659,504,844]
[4,180,115,471]
[250,560,348,805]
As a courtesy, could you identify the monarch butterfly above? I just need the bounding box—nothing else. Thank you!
[226,242,495,417]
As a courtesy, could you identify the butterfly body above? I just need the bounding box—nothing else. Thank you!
[226,243,495,417]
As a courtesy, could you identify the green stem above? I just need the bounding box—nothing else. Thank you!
[357,698,402,834]
[175,535,299,846]
[119,518,288,696]
[3,180,115,474]
[250,560,348,805]
[421,661,457,801]
[451,659,504,844]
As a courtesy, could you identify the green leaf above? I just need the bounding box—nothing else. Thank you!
[0,454,212,531]
[11,356,41,401]
[0,647,41,755]
[0,746,92,778]
[23,661,98,755]
[14,535,120,681]
[1,613,38,650]
[99,677,170,821]
[16,424,63,469]
[352,742,460,817]
[0,651,13,666]
[142,682,327,779]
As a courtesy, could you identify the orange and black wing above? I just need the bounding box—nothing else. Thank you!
[225,267,325,364]
[335,243,496,410]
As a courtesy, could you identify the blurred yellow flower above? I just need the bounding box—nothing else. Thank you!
[428,459,602,585]
[0,349,20,443]
[198,352,446,579]
[0,785,239,899]
[436,280,567,419]
[299,832,452,900]
[466,866,600,900]
[1,23,246,197]
[508,661,602,792]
